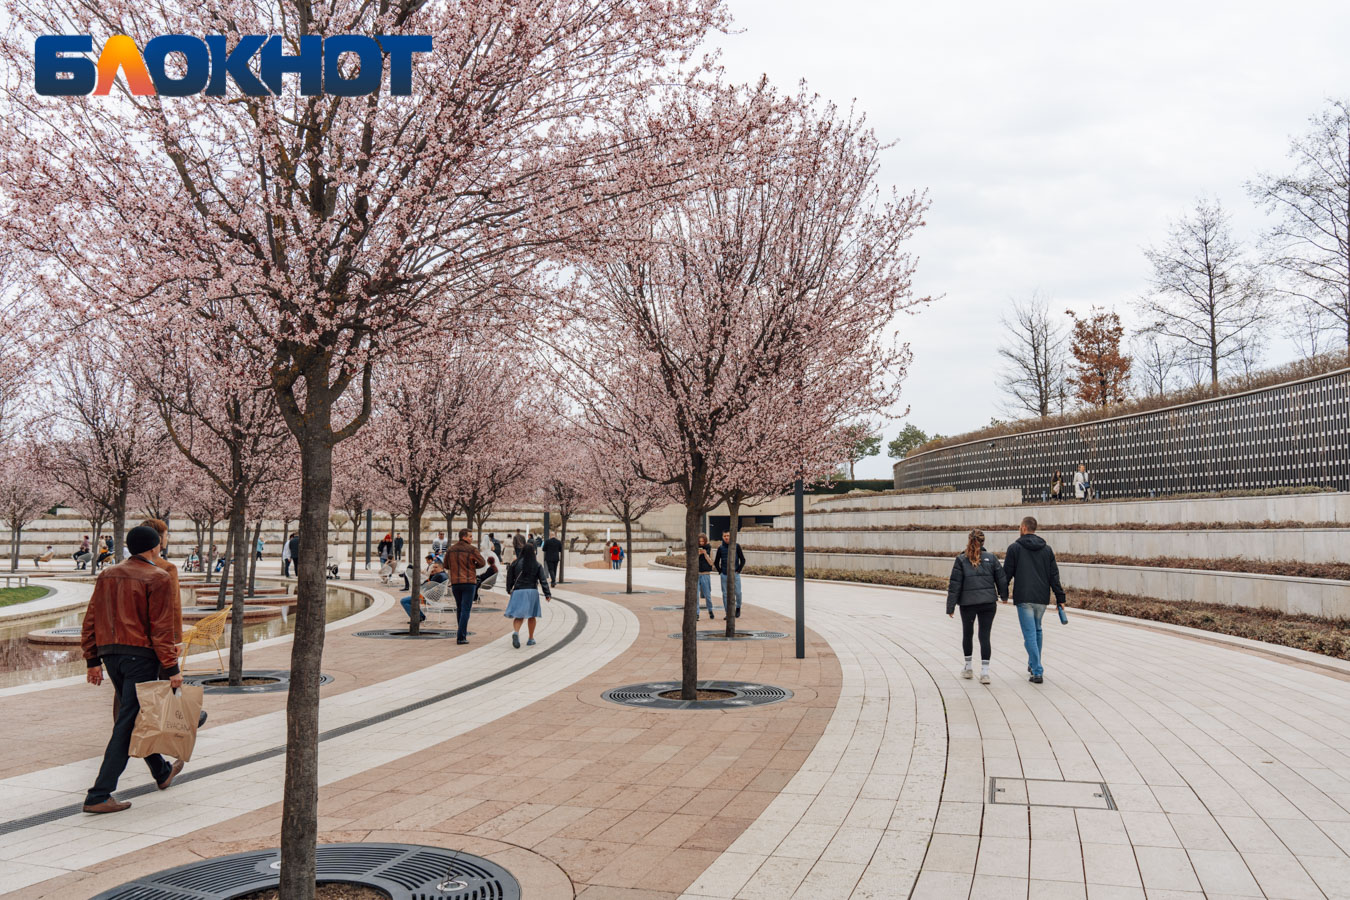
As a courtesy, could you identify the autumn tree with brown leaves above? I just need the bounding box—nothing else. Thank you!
[1067,307,1132,409]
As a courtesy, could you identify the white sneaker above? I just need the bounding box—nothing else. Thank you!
[961,667,973,679]
[979,673,991,685]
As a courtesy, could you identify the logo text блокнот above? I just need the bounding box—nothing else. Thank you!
[35,34,433,97]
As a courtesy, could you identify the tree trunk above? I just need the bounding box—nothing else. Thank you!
[215,527,234,611]
[278,431,333,900]
[91,523,104,575]
[390,513,398,558]
[205,521,217,583]
[725,495,741,638]
[558,519,567,584]
[111,482,128,562]
[228,506,248,685]
[680,500,701,701]
[9,525,17,572]
[247,519,261,598]
[624,515,633,594]
[407,497,424,636]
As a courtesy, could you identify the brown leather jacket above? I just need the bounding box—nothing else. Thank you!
[444,539,485,585]
[81,556,182,676]
[152,555,182,638]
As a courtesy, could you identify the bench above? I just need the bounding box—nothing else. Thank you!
[0,574,31,589]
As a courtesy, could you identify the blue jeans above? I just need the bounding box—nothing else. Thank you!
[720,572,742,615]
[697,574,713,613]
[400,595,425,622]
[1017,603,1047,676]
[452,583,476,641]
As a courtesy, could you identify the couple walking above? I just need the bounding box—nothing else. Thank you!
[946,516,1065,684]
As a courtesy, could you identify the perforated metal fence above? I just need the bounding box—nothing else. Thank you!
[894,368,1350,500]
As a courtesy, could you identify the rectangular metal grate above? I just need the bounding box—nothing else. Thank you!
[989,777,1116,810]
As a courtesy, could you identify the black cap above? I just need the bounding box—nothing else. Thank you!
[127,525,162,555]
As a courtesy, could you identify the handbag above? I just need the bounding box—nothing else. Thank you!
[129,681,204,762]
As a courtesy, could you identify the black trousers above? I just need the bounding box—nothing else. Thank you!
[960,602,997,662]
[452,583,476,641]
[87,654,173,805]
[546,558,559,584]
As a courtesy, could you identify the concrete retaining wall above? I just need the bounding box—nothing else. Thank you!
[810,489,1024,511]
[735,527,1349,565]
[746,550,1350,619]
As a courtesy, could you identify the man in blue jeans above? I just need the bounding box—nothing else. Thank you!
[444,530,486,645]
[1002,516,1066,684]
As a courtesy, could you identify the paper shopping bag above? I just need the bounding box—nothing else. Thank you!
[129,681,204,762]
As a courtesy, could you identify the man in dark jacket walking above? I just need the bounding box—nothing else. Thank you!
[542,531,563,585]
[715,531,745,618]
[285,533,299,577]
[80,525,187,814]
[1003,516,1066,684]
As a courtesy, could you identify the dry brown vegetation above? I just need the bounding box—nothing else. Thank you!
[750,519,1348,533]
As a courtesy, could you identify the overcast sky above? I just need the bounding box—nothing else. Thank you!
[712,0,1350,479]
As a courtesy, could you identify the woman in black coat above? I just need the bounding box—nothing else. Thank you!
[946,529,1008,684]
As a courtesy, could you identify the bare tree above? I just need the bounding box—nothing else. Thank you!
[1249,99,1350,360]
[997,291,1068,418]
[1285,303,1338,360]
[1141,198,1269,389]
[1130,328,1183,398]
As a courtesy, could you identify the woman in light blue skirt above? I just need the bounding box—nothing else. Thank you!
[504,545,552,648]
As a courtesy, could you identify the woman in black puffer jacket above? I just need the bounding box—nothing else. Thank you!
[946,529,1008,684]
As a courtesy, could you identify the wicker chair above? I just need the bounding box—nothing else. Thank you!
[180,608,230,673]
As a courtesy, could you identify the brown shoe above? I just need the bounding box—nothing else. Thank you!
[83,798,131,814]
[157,759,185,791]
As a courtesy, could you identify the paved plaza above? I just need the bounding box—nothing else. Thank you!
[2,564,1350,899]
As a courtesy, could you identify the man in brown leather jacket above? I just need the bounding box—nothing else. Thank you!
[444,530,485,645]
[81,525,187,813]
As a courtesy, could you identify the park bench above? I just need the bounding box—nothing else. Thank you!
[0,574,31,589]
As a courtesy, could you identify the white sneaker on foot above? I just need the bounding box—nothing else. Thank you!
[961,667,973,679]
[979,673,991,684]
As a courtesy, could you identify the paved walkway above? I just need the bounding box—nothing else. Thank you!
[4,562,1350,899]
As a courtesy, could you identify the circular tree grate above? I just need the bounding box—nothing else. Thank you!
[602,680,792,711]
[353,629,473,640]
[650,605,684,611]
[182,670,334,695]
[89,842,521,900]
[668,630,788,641]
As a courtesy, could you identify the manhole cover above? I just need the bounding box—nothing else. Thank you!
[353,629,472,640]
[182,670,334,694]
[89,842,521,900]
[668,630,788,641]
[602,680,792,710]
[990,777,1116,810]
[651,605,684,611]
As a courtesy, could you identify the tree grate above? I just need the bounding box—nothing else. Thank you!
[650,605,684,611]
[353,629,474,640]
[667,630,788,641]
[89,842,521,900]
[602,680,793,711]
[181,670,334,695]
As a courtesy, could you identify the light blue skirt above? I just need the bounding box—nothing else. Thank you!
[505,588,542,619]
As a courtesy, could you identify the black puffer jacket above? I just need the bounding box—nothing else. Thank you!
[1003,534,1066,606]
[946,550,1008,614]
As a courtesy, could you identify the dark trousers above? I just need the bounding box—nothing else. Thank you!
[282,559,291,577]
[546,557,559,584]
[960,602,997,662]
[452,583,476,640]
[87,654,173,805]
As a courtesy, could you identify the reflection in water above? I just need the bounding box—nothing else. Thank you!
[0,592,370,688]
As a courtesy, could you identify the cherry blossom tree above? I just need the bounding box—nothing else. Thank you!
[538,427,594,584]
[3,1,728,889]
[0,444,56,571]
[332,444,373,581]
[556,85,928,697]
[585,436,667,593]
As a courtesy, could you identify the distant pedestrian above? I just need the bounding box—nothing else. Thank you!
[542,530,563,584]
[504,544,551,648]
[74,535,91,569]
[488,532,503,559]
[393,533,405,561]
[1003,516,1066,685]
[695,533,716,620]
[1073,464,1090,501]
[377,533,392,564]
[608,541,622,570]
[1050,471,1064,502]
[431,532,447,557]
[280,533,292,577]
[715,531,745,618]
[286,534,299,576]
[80,525,186,814]
[445,530,486,645]
[946,529,1008,684]
[255,537,264,560]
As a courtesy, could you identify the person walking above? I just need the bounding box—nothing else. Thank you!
[377,532,392,564]
[542,530,563,585]
[393,532,405,562]
[504,544,551,648]
[715,530,745,618]
[946,529,1008,684]
[1003,516,1066,684]
[488,532,503,559]
[255,537,264,561]
[608,541,622,570]
[1073,464,1090,501]
[280,533,292,577]
[445,529,486,645]
[285,533,299,577]
[80,525,187,814]
[695,533,716,620]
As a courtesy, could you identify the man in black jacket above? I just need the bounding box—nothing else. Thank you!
[542,531,563,585]
[1003,516,1066,684]
[715,531,745,618]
